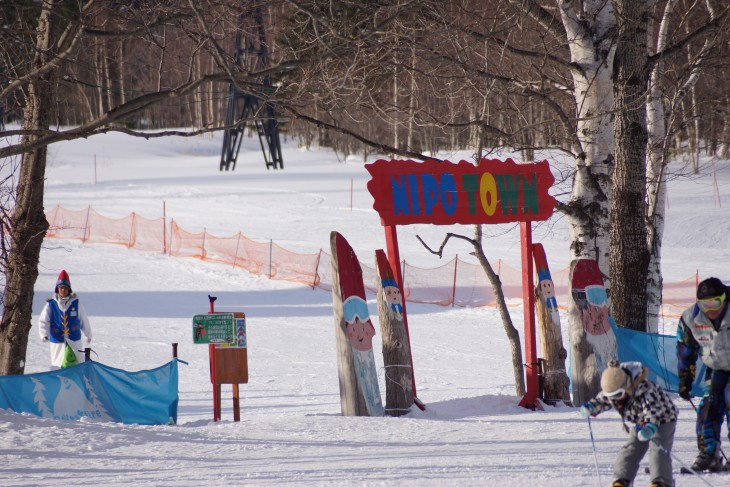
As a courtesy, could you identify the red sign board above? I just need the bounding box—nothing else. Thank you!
[365,158,556,226]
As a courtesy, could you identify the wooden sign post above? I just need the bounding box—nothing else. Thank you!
[365,158,556,410]
[193,297,248,422]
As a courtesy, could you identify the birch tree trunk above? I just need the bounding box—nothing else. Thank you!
[646,0,718,330]
[557,0,616,404]
[719,96,730,159]
[645,0,677,332]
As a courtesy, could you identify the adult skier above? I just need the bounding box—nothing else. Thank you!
[677,276,730,472]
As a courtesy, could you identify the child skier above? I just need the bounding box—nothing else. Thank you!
[581,360,678,487]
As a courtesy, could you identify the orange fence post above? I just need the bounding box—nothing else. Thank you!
[201,228,207,260]
[163,201,167,254]
[312,250,322,289]
[128,212,136,248]
[169,219,175,256]
[82,205,90,243]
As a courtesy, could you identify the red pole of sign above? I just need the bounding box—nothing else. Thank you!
[384,224,423,410]
[518,222,541,410]
[208,296,219,421]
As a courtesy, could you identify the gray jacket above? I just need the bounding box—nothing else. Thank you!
[678,304,730,371]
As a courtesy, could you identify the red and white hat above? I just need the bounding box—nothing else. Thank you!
[55,269,71,292]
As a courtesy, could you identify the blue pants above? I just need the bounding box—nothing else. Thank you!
[697,369,730,454]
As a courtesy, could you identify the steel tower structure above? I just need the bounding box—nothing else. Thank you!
[220,7,283,171]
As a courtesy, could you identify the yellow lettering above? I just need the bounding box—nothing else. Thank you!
[479,172,498,216]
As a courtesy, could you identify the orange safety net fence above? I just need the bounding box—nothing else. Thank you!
[45,205,697,318]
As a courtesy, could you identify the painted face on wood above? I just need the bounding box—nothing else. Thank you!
[345,316,376,352]
[383,285,402,306]
[342,296,376,352]
[581,304,611,336]
[581,285,612,336]
[539,279,555,299]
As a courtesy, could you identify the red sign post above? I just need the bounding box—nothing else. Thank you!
[366,158,556,409]
[194,296,248,422]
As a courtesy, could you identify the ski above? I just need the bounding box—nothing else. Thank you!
[678,465,728,474]
[645,465,729,475]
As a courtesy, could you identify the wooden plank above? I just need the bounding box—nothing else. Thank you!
[214,347,248,384]
[375,249,414,416]
[532,243,571,405]
[330,231,384,416]
[232,384,240,422]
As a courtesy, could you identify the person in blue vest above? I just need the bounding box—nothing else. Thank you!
[38,270,92,369]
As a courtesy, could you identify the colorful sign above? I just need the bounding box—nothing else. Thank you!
[365,158,556,226]
[235,317,247,348]
[192,313,236,345]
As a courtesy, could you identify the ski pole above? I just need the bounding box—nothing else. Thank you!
[586,416,603,487]
[649,437,715,487]
[689,398,729,463]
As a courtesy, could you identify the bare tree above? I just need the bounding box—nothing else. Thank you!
[645,0,728,330]
[0,0,297,374]
[417,227,526,396]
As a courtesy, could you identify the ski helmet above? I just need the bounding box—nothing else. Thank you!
[697,277,725,300]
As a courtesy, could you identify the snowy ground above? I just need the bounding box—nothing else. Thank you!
[0,131,729,486]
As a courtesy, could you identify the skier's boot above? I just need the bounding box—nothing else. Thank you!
[691,450,722,472]
[649,479,669,487]
[611,479,629,487]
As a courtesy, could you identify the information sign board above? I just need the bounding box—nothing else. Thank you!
[192,313,235,345]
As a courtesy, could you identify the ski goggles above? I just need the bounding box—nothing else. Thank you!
[604,388,627,400]
[698,293,726,313]
[585,286,609,307]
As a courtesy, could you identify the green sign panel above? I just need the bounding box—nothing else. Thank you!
[192,313,235,345]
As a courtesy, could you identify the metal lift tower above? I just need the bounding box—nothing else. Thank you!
[220,8,283,171]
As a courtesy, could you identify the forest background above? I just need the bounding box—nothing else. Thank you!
[1,0,730,405]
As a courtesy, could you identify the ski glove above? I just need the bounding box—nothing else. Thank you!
[636,422,658,442]
[678,379,692,400]
[580,402,597,418]
[677,361,695,400]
